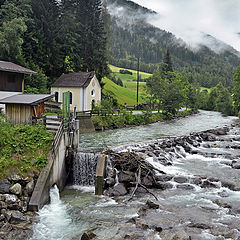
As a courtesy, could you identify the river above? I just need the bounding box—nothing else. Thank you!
[31,110,240,240]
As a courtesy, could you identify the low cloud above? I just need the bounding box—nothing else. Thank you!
[131,0,240,52]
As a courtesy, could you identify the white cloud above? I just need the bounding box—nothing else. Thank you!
[130,0,240,51]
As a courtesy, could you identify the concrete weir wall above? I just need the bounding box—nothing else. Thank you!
[29,131,74,211]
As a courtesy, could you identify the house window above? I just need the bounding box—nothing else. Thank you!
[55,92,59,102]
[91,89,95,97]
[69,92,72,104]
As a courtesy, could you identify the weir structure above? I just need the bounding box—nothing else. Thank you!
[29,105,107,211]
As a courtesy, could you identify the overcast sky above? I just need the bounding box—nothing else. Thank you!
[131,0,240,51]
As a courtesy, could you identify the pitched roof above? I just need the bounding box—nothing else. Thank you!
[52,72,95,87]
[0,61,37,75]
[0,94,53,105]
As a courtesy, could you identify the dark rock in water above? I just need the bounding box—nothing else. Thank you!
[221,181,236,191]
[142,176,153,187]
[183,145,191,153]
[213,199,231,209]
[155,181,173,190]
[155,174,173,182]
[146,200,159,209]
[232,162,240,169]
[138,206,148,216]
[177,184,195,190]
[207,177,219,182]
[154,226,163,233]
[111,183,128,196]
[190,177,202,185]
[174,176,188,184]
[81,230,96,240]
[218,190,229,198]
[8,203,23,212]
[118,171,135,183]
[133,217,149,229]
[201,180,218,188]
[0,180,10,194]
[187,223,211,229]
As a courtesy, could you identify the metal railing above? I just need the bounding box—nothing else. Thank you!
[52,120,64,155]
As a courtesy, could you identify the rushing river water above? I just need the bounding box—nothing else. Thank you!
[32,110,240,240]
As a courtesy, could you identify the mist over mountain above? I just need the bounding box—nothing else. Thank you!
[107,0,240,88]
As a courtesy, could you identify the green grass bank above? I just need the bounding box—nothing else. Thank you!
[0,117,53,179]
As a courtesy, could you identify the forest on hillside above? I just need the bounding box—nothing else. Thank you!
[107,0,240,89]
[0,0,108,93]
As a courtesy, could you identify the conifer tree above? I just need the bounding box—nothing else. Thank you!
[164,48,173,72]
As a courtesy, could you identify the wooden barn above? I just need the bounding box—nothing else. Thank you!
[0,94,53,124]
[0,60,37,112]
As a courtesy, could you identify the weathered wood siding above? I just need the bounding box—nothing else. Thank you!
[0,71,23,92]
[6,104,32,124]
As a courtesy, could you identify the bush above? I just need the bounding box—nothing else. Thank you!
[119,69,133,75]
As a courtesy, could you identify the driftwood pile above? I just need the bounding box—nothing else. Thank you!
[103,150,163,200]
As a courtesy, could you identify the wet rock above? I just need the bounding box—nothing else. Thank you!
[4,194,18,204]
[0,180,10,194]
[218,190,229,198]
[190,177,202,185]
[118,171,135,183]
[201,180,218,188]
[25,180,34,196]
[153,225,163,233]
[207,177,219,182]
[177,184,195,190]
[213,199,231,209]
[142,176,153,187]
[174,176,188,184]
[187,223,211,229]
[137,206,148,216]
[9,210,28,224]
[232,162,240,169]
[133,217,149,229]
[146,200,159,209]
[155,174,173,182]
[155,181,173,190]
[221,181,236,191]
[10,183,22,196]
[111,183,127,196]
[81,230,96,240]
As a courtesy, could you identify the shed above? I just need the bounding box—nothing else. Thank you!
[0,94,53,124]
[51,72,101,111]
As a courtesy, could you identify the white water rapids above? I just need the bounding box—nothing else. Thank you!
[31,111,240,239]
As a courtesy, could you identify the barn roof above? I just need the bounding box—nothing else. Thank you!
[0,61,37,75]
[0,94,53,105]
[52,72,95,88]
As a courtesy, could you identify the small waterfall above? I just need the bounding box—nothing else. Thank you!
[73,152,99,186]
[31,185,75,240]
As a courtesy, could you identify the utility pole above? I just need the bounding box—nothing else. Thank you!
[137,57,140,108]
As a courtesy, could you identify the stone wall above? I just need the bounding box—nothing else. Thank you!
[0,172,37,239]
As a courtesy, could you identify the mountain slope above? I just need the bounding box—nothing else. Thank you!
[107,0,240,88]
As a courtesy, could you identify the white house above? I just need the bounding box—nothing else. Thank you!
[51,71,101,111]
[0,60,37,112]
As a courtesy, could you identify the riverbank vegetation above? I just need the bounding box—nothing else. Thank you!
[92,109,195,131]
[0,117,53,179]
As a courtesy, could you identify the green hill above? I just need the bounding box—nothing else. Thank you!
[103,65,151,105]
